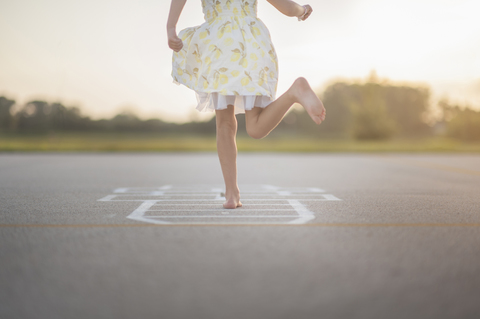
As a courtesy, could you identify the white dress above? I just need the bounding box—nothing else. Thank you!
[171,0,279,114]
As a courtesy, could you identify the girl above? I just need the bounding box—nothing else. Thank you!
[167,0,326,209]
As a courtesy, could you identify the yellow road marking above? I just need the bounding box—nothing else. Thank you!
[1,223,480,228]
[375,155,480,176]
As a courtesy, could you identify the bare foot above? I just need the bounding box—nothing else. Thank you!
[222,190,242,209]
[290,77,326,125]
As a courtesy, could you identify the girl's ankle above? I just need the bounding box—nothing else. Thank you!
[225,187,240,197]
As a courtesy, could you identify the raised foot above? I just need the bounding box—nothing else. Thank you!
[291,77,326,125]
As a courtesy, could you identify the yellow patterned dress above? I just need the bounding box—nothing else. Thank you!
[172,0,279,114]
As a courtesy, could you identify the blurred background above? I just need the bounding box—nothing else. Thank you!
[1,0,479,151]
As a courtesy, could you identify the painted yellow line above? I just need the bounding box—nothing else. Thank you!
[375,155,480,176]
[1,223,480,228]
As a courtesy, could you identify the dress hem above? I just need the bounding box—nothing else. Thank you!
[173,79,274,114]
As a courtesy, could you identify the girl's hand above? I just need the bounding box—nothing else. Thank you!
[297,4,313,21]
[168,32,183,52]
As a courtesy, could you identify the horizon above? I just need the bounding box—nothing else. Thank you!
[1,72,451,125]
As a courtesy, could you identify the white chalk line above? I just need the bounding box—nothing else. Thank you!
[100,199,340,202]
[115,191,317,194]
[155,203,290,209]
[287,199,315,224]
[103,185,343,225]
[108,193,330,196]
[147,215,306,218]
[129,201,315,224]
[126,200,164,224]
[147,209,296,212]
[98,194,342,202]
[125,200,315,225]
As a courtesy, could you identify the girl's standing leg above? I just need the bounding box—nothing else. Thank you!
[215,105,242,209]
[245,77,326,139]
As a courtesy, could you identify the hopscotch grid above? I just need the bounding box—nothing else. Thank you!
[99,198,339,202]
[111,187,324,193]
[119,191,317,194]
[98,185,342,225]
[152,203,292,206]
[147,216,305,218]
[147,209,297,212]
[109,194,334,197]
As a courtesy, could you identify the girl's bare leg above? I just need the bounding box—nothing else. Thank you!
[245,77,326,139]
[215,105,242,209]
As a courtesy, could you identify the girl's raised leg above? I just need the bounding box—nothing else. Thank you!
[215,105,242,209]
[245,77,326,139]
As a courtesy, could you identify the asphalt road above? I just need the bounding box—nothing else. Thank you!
[1,152,480,319]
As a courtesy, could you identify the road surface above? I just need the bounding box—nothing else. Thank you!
[1,153,479,319]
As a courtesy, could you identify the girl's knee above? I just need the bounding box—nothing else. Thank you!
[246,125,265,139]
[216,115,237,134]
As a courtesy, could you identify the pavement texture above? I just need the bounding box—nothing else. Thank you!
[1,152,480,319]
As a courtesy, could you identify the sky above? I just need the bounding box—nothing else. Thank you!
[0,0,479,123]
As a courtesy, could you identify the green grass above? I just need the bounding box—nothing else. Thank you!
[1,131,480,152]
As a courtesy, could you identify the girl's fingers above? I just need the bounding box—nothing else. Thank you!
[171,45,183,52]
[170,39,182,46]
[169,38,183,52]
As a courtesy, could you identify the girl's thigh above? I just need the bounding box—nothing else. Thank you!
[244,106,262,124]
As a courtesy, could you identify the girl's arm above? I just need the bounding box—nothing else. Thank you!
[167,0,187,52]
[266,0,312,20]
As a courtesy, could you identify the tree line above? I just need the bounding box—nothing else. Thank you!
[1,77,479,141]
